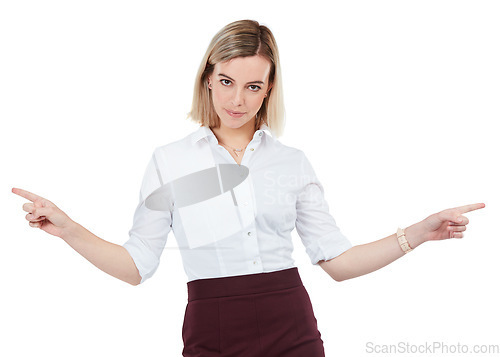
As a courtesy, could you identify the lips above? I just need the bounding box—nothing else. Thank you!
[225,109,246,118]
[226,109,245,114]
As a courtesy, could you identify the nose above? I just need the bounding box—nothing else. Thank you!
[231,87,245,106]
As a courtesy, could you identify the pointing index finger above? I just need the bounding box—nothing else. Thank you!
[457,203,486,214]
[12,188,43,202]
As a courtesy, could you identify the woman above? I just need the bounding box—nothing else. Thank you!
[12,19,485,356]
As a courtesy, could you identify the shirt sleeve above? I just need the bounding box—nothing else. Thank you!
[122,149,172,284]
[295,151,352,265]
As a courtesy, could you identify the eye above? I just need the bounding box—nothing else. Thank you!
[249,85,261,92]
[220,79,232,86]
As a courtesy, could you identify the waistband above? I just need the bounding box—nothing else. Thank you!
[187,267,303,302]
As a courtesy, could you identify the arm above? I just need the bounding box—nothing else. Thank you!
[319,203,485,282]
[318,223,424,281]
[61,222,142,286]
[12,187,142,286]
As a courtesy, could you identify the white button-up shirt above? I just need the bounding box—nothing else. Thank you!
[123,123,352,284]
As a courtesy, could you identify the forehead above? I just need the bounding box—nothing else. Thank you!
[215,56,271,82]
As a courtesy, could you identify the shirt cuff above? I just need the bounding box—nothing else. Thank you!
[306,232,353,265]
[123,236,161,284]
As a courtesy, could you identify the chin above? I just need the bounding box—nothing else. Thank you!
[220,116,253,129]
[222,122,244,130]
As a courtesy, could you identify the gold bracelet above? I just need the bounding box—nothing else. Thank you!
[397,227,413,254]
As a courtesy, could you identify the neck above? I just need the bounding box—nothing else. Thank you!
[211,118,257,148]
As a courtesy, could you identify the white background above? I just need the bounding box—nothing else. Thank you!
[1,1,499,356]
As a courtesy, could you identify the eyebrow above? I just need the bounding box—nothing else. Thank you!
[217,73,265,85]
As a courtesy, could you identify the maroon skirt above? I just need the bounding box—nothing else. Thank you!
[181,267,326,357]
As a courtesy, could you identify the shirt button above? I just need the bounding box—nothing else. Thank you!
[253,261,257,264]
[259,132,263,136]
[250,148,254,151]
[247,231,252,236]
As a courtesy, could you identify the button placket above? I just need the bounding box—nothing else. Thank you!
[233,174,256,228]
[242,223,260,270]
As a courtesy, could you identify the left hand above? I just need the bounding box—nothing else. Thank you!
[420,203,486,242]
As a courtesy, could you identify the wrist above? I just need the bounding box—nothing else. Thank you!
[403,222,427,249]
[60,219,81,242]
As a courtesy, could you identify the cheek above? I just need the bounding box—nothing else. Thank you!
[212,90,228,107]
[250,95,266,110]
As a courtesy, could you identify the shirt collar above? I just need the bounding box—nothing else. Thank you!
[190,123,275,146]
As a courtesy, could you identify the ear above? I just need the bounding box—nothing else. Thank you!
[266,81,274,94]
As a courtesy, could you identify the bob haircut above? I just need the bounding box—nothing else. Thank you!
[188,19,285,138]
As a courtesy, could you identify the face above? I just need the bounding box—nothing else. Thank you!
[207,55,272,130]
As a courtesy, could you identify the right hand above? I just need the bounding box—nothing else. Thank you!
[12,188,75,238]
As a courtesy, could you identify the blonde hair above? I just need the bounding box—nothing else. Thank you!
[188,19,285,138]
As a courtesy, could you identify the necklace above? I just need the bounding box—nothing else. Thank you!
[218,141,247,157]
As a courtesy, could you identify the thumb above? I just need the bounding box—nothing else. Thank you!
[31,205,54,219]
